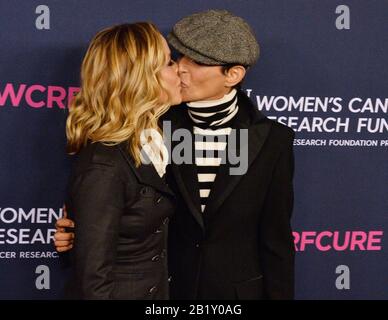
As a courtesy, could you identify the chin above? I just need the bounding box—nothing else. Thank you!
[181,93,192,103]
[174,98,183,105]
[170,96,182,106]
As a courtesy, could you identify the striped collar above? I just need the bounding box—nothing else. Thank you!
[187,89,238,128]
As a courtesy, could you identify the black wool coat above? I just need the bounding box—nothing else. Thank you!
[64,142,175,300]
[165,90,295,300]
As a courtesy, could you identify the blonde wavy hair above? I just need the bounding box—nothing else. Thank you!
[66,22,171,165]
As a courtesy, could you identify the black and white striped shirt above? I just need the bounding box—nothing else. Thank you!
[187,89,238,212]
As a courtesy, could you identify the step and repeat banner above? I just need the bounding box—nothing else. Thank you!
[0,0,387,299]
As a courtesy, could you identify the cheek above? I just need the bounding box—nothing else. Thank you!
[159,69,181,104]
[167,70,180,86]
[194,72,223,93]
[159,69,169,83]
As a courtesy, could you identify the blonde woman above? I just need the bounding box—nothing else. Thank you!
[63,23,181,299]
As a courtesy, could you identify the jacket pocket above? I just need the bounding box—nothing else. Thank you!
[234,275,264,300]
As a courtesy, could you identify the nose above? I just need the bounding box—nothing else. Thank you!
[172,61,179,73]
[177,63,185,75]
[177,57,188,74]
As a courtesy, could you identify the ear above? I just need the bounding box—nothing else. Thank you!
[224,66,246,88]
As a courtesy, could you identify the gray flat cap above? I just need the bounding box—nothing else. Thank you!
[167,9,260,66]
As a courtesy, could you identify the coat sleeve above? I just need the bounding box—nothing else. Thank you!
[68,163,125,299]
[259,128,295,299]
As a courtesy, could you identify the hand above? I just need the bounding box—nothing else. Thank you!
[54,205,75,252]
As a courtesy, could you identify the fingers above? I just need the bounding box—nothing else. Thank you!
[55,218,74,229]
[56,244,73,253]
[54,231,74,252]
[54,232,74,241]
[54,240,74,247]
[63,204,68,219]
[54,206,74,253]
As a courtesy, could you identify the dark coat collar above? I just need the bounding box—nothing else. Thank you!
[117,143,174,197]
[167,90,272,231]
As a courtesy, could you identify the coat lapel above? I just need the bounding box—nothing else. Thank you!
[170,162,204,231]
[166,106,205,231]
[117,143,174,197]
[203,92,272,219]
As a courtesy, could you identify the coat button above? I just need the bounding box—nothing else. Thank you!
[156,196,163,203]
[148,286,157,294]
[195,243,200,248]
[151,254,160,261]
[168,276,172,282]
